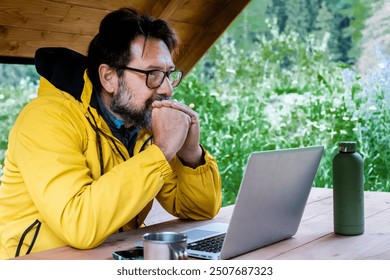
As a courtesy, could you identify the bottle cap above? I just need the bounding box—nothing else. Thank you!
[339,141,356,152]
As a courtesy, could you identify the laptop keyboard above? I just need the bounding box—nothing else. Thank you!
[187,233,226,253]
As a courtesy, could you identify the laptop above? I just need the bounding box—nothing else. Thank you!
[136,146,323,260]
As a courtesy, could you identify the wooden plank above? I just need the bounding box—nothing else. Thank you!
[272,208,390,259]
[0,0,107,35]
[143,199,176,226]
[49,0,170,15]
[50,0,147,11]
[167,0,229,24]
[169,21,203,47]
[155,0,185,20]
[0,26,92,58]
[306,187,332,203]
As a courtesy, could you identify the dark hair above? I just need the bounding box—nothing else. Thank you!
[87,8,178,93]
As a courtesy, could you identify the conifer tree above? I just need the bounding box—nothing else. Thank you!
[285,0,312,35]
[314,1,341,60]
[265,0,287,32]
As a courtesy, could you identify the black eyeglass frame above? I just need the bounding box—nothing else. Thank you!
[118,66,183,89]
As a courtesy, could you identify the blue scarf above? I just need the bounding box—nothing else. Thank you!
[95,93,139,157]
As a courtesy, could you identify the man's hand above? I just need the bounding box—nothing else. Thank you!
[152,100,204,167]
[151,101,191,162]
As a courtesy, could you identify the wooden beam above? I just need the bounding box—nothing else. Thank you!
[0,56,35,64]
[176,0,251,74]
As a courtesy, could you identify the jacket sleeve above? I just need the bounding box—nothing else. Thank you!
[10,99,174,249]
[156,146,222,220]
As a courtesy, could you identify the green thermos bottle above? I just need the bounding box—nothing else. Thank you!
[333,141,364,235]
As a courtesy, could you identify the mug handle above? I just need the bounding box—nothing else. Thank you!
[169,243,188,260]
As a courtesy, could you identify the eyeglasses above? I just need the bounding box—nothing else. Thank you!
[118,66,183,89]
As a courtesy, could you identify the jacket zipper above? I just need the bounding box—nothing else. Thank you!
[85,109,152,230]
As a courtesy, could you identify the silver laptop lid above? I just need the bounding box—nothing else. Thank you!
[220,146,323,259]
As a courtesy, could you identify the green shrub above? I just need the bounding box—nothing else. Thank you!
[175,24,389,205]
[0,79,37,176]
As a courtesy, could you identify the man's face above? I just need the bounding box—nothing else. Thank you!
[110,36,175,130]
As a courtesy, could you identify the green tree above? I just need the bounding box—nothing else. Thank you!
[314,1,340,60]
[227,0,270,50]
[341,0,374,62]
[286,0,321,35]
[0,64,39,87]
[265,0,375,64]
[265,0,287,32]
[314,1,333,38]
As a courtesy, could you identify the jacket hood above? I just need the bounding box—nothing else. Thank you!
[35,47,88,102]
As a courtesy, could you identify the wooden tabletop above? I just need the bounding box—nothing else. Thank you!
[14,187,390,260]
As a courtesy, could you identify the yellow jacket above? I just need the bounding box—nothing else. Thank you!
[0,48,222,259]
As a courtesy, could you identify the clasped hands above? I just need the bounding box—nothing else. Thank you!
[151,100,204,168]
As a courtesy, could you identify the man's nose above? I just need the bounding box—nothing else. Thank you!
[157,76,174,97]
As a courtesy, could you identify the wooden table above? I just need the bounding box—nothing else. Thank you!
[14,187,390,260]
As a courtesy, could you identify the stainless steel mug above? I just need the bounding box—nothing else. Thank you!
[143,232,188,260]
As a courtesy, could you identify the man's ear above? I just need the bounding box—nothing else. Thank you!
[98,64,118,94]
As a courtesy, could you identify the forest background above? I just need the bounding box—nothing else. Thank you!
[0,0,389,206]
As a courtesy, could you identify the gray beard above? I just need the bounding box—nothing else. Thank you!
[110,78,170,130]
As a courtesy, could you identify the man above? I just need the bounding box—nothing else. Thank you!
[0,8,222,259]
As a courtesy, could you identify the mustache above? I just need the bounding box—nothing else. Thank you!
[145,95,170,108]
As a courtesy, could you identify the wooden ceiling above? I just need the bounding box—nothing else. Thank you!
[0,0,251,74]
